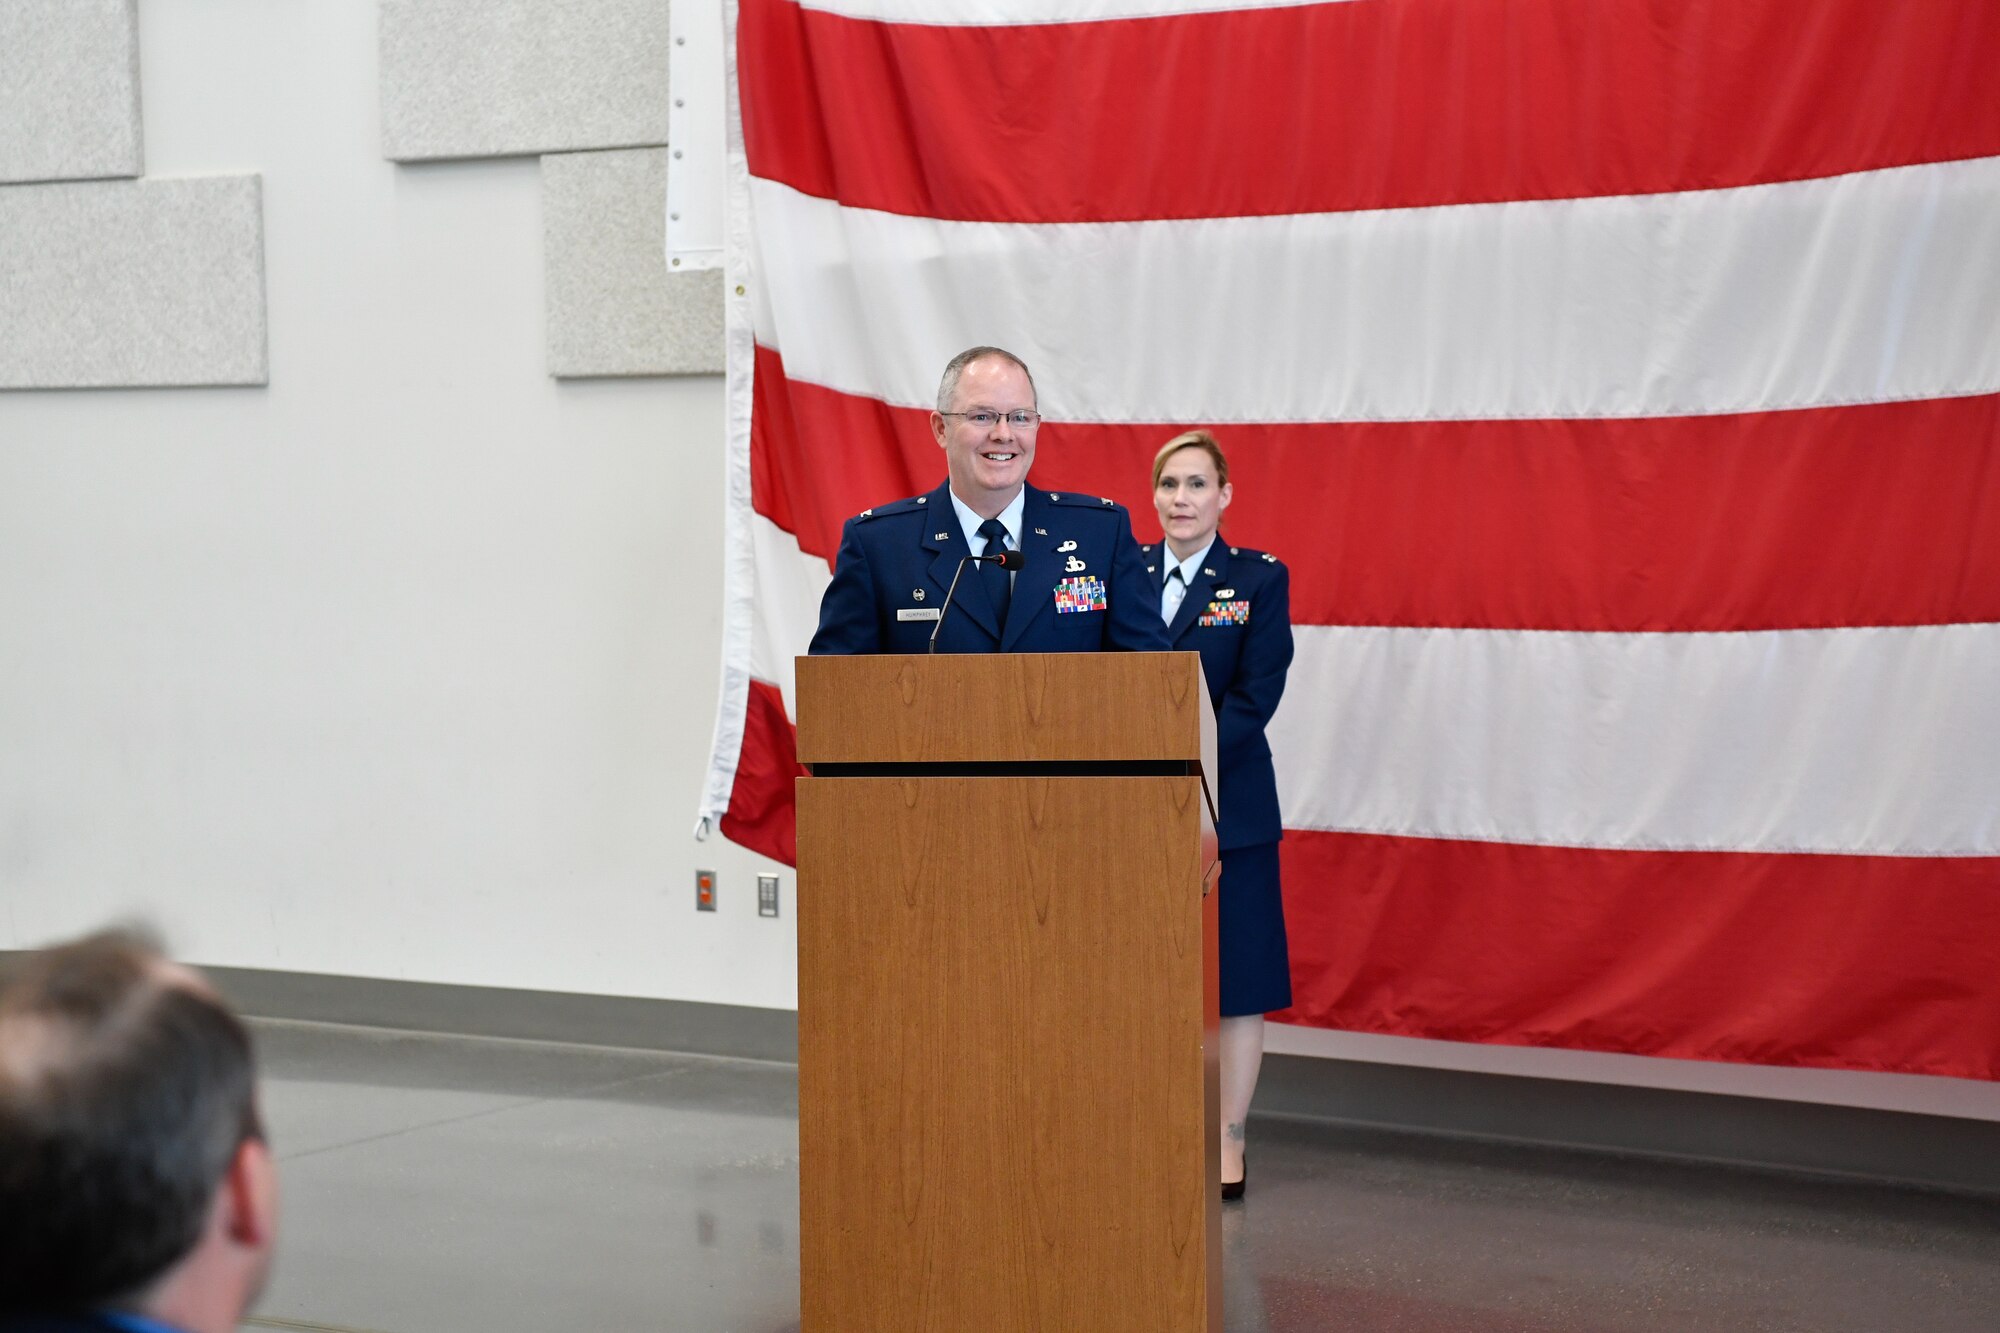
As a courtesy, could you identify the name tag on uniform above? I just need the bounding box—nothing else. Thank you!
[1198,599,1250,627]
[1054,576,1107,613]
[898,607,942,621]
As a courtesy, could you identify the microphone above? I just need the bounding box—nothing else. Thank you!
[929,547,1024,652]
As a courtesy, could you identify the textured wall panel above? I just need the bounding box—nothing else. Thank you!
[544,148,722,377]
[380,0,671,161]
[0,175,267,389]
[0,0,144,183]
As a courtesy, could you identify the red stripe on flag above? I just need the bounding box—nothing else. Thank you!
[1271,831,2000,1082]
[750,344,935,558]
[720,677,805,867]
[752,348,2000,631]
[740,0,2000,223]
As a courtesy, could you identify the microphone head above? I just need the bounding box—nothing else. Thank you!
[997,548,1026,572]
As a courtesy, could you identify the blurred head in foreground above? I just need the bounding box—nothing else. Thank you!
[0,927,276,1333]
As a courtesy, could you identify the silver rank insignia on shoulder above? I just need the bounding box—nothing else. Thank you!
[1216,588,1235,599]
[917,496,927,504]
[912,588,926,601]
[1261,552,1277,563]
[1065,555,1086,572]
[859,508,872,518]
[1057,539,1077,552]
[1048,493,1060,501]
[1101,497,1113,505]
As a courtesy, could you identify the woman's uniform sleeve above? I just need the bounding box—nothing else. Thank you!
[1216,559,1293,774]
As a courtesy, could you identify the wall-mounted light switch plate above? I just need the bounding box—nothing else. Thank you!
[757,873,780,918]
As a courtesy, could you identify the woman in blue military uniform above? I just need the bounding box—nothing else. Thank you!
[1145,429,1294,1201]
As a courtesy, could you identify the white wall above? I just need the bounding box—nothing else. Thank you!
[0,0,793,1009]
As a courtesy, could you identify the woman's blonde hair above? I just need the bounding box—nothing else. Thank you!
[1151,429,1230,490]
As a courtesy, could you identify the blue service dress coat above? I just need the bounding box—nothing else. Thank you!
[809,482,1173,655]
[1145,539,1295,1015]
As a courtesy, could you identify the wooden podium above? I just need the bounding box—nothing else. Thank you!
[794,651,1222,1332]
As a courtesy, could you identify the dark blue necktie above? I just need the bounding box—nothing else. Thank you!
[977,518,1012,625]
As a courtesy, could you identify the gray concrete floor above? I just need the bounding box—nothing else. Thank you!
[247,1020,2000,1333]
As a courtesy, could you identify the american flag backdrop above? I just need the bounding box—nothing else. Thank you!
[700,0,2000,1082]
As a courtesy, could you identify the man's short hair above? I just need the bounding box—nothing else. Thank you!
[0,927,260,1312]
[936,345,1038,413]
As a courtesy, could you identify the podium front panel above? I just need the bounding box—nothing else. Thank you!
[797,773,1220,1333]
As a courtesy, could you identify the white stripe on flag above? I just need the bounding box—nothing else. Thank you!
[749,512,835,714]
[749,156,2000,423]
[1271,623,2000,857]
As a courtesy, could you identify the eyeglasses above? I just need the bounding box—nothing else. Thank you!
[939,409,1042,430]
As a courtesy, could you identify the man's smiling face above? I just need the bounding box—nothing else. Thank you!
[933,354,1039,515]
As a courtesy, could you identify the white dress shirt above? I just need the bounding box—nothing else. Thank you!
[948,486,1026,584]
[1160,536,1215,624]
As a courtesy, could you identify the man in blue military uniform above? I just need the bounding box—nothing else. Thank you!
[809,346,1171,655]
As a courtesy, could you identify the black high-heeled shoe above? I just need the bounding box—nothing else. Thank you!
[1221,1157,1246,1203]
